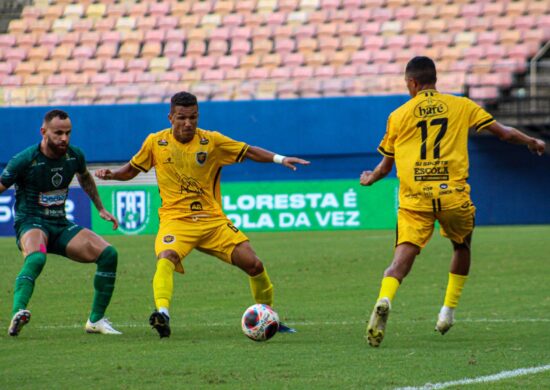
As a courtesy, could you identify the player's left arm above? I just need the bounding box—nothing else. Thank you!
[76,169,119,230]
[244,146,311,171]
[484,122,546,155]
[360,156,394,186]
[0,181,7,194]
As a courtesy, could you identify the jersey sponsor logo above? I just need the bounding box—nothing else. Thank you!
[440,183,448,189]
[200,138,209,145]
[158,139,168,146]
[115,190,150,234]
[414,167,449,181]
[163,157,174,164]
[163,234,175,244]
[190,201,203,211]
[51,172,63,187]
[38,189,68,206]
[414,99,449,118]
[196,152,207,165]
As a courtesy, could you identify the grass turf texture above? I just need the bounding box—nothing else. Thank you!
[1,226,549,389]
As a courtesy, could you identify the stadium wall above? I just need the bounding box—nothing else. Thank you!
[1,96,549,230]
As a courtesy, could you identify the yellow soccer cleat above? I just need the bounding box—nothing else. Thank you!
[366,298,391,347]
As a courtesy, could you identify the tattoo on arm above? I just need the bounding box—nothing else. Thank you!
[77,170,104,211]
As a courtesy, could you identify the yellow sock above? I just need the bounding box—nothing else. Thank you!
[377,276,400,302]
[249,268,273,306]
[153,258,175,310]
[443,273,468,308]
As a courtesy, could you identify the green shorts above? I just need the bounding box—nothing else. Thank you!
[15,217,84,256]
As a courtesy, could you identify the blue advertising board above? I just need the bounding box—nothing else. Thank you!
[0,188,91,237]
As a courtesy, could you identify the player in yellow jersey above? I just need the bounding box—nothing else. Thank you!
[95,92,309,338]
[360,57,546,347]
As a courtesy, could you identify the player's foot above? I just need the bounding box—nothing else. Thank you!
[85,317,122,335]
[149,311,171,338]
[435,306,455,335]
[8,309,31,336]
[366,298,391,347]
[278,322,296,333]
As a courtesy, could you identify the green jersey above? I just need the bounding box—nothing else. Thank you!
[0,144,86,222]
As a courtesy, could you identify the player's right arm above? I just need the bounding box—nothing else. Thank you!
[95,163,140,181]
[0,181,7,194]
[360,156,394,186]
[484,122,546,156]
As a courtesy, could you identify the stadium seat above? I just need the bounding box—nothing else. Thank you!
[96,43,118,59]
[274,38,296,55]
[213,0,235,15]
[16,33,38,50]
[93,17,116,33]
[5,47,27,64]
[292,66,315,80]
[481,2,504,18]
[104,58,125,74]
[86,3,106,19]
[1,75,22,87]
[208,40,229,56]
[126,58,149,74]
[81,59,104,75]
[314,65,335,79]
[141,42,162,59]
[118,42,140,61]
[203,69,225,82]
[287,11,308,26]
[282,52,305,67]
[112,72,135,85]
[52,19,73,34]
[305,52,327,67]
[46,74,67,86]
[195,57,217,71]
[7,19,28,35]
[261,53,282,69]
[36,60,59,76]
[59,59,81,74]
[270,66,292,79]
[14,61,36,77]
[157,16,179,32]
[0,34,16,49]
[217,55,240,70]
[50,88,76,105]
[301,0,321,12]
[248,67,270,80]
[171,58,194,73]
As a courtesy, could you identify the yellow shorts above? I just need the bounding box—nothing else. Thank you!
[155,216,249,273]
[396,202,476,248]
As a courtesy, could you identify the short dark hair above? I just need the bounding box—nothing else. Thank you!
[170,92,198,113]
[405,56,437,85]
[44,109,69,124]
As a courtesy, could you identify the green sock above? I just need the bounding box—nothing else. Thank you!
[12,252,47,315]
[90,246,118,323]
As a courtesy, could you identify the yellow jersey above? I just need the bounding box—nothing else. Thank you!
[378,90,495,211]
[130,128,249,220]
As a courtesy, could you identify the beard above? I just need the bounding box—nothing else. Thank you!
[46,137,68,156]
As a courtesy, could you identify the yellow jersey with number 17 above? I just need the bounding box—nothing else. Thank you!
[377,90,495,212]
[130,128,249,221]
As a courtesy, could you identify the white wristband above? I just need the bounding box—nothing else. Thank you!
[273,154,286,164]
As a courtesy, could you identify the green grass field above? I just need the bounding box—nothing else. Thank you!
[1,226,549,389]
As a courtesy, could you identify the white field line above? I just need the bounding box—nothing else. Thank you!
[395,364,550,390]
[31,317,550,330]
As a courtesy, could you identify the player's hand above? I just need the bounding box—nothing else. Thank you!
[528,138,546,156]
[282,157,311,171]
[99,209,119,230]
[94,169,113,180]
[360,170,376,186]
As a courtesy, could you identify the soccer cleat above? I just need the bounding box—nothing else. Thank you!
[8,309,31,337]
[278,322,297,333]
[435,306,455,335]
[85,318,122,335]
[366,298,391,347]
[149,311,171,338]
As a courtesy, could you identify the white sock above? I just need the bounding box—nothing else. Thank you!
[439,306,455,318]
[159,307,170,318]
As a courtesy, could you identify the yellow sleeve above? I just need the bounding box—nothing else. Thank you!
[377,113,397,157]
[130,134,155,172]
[466,98,496,132]
[212,131,249,165]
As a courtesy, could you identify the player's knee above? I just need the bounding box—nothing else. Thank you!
[247,258,264,277]
[96,246,118,270]
[158,250,180,265]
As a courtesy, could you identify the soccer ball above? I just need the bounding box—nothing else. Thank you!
[241,304,280,341]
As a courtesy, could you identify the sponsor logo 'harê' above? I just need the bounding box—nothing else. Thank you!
[414,99,449,118]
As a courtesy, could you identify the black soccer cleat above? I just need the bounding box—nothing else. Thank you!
[278,322,297,334]
[149,311,171,338]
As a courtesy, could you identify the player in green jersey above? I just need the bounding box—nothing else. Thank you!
[0,109,122,336]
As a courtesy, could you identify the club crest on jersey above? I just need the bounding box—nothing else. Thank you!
[163,235,175,244]
[196,152,207,165]
[158,139,168,146]
[200,138,209,145]
[190,201,203,211]
[51,172,63,187]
